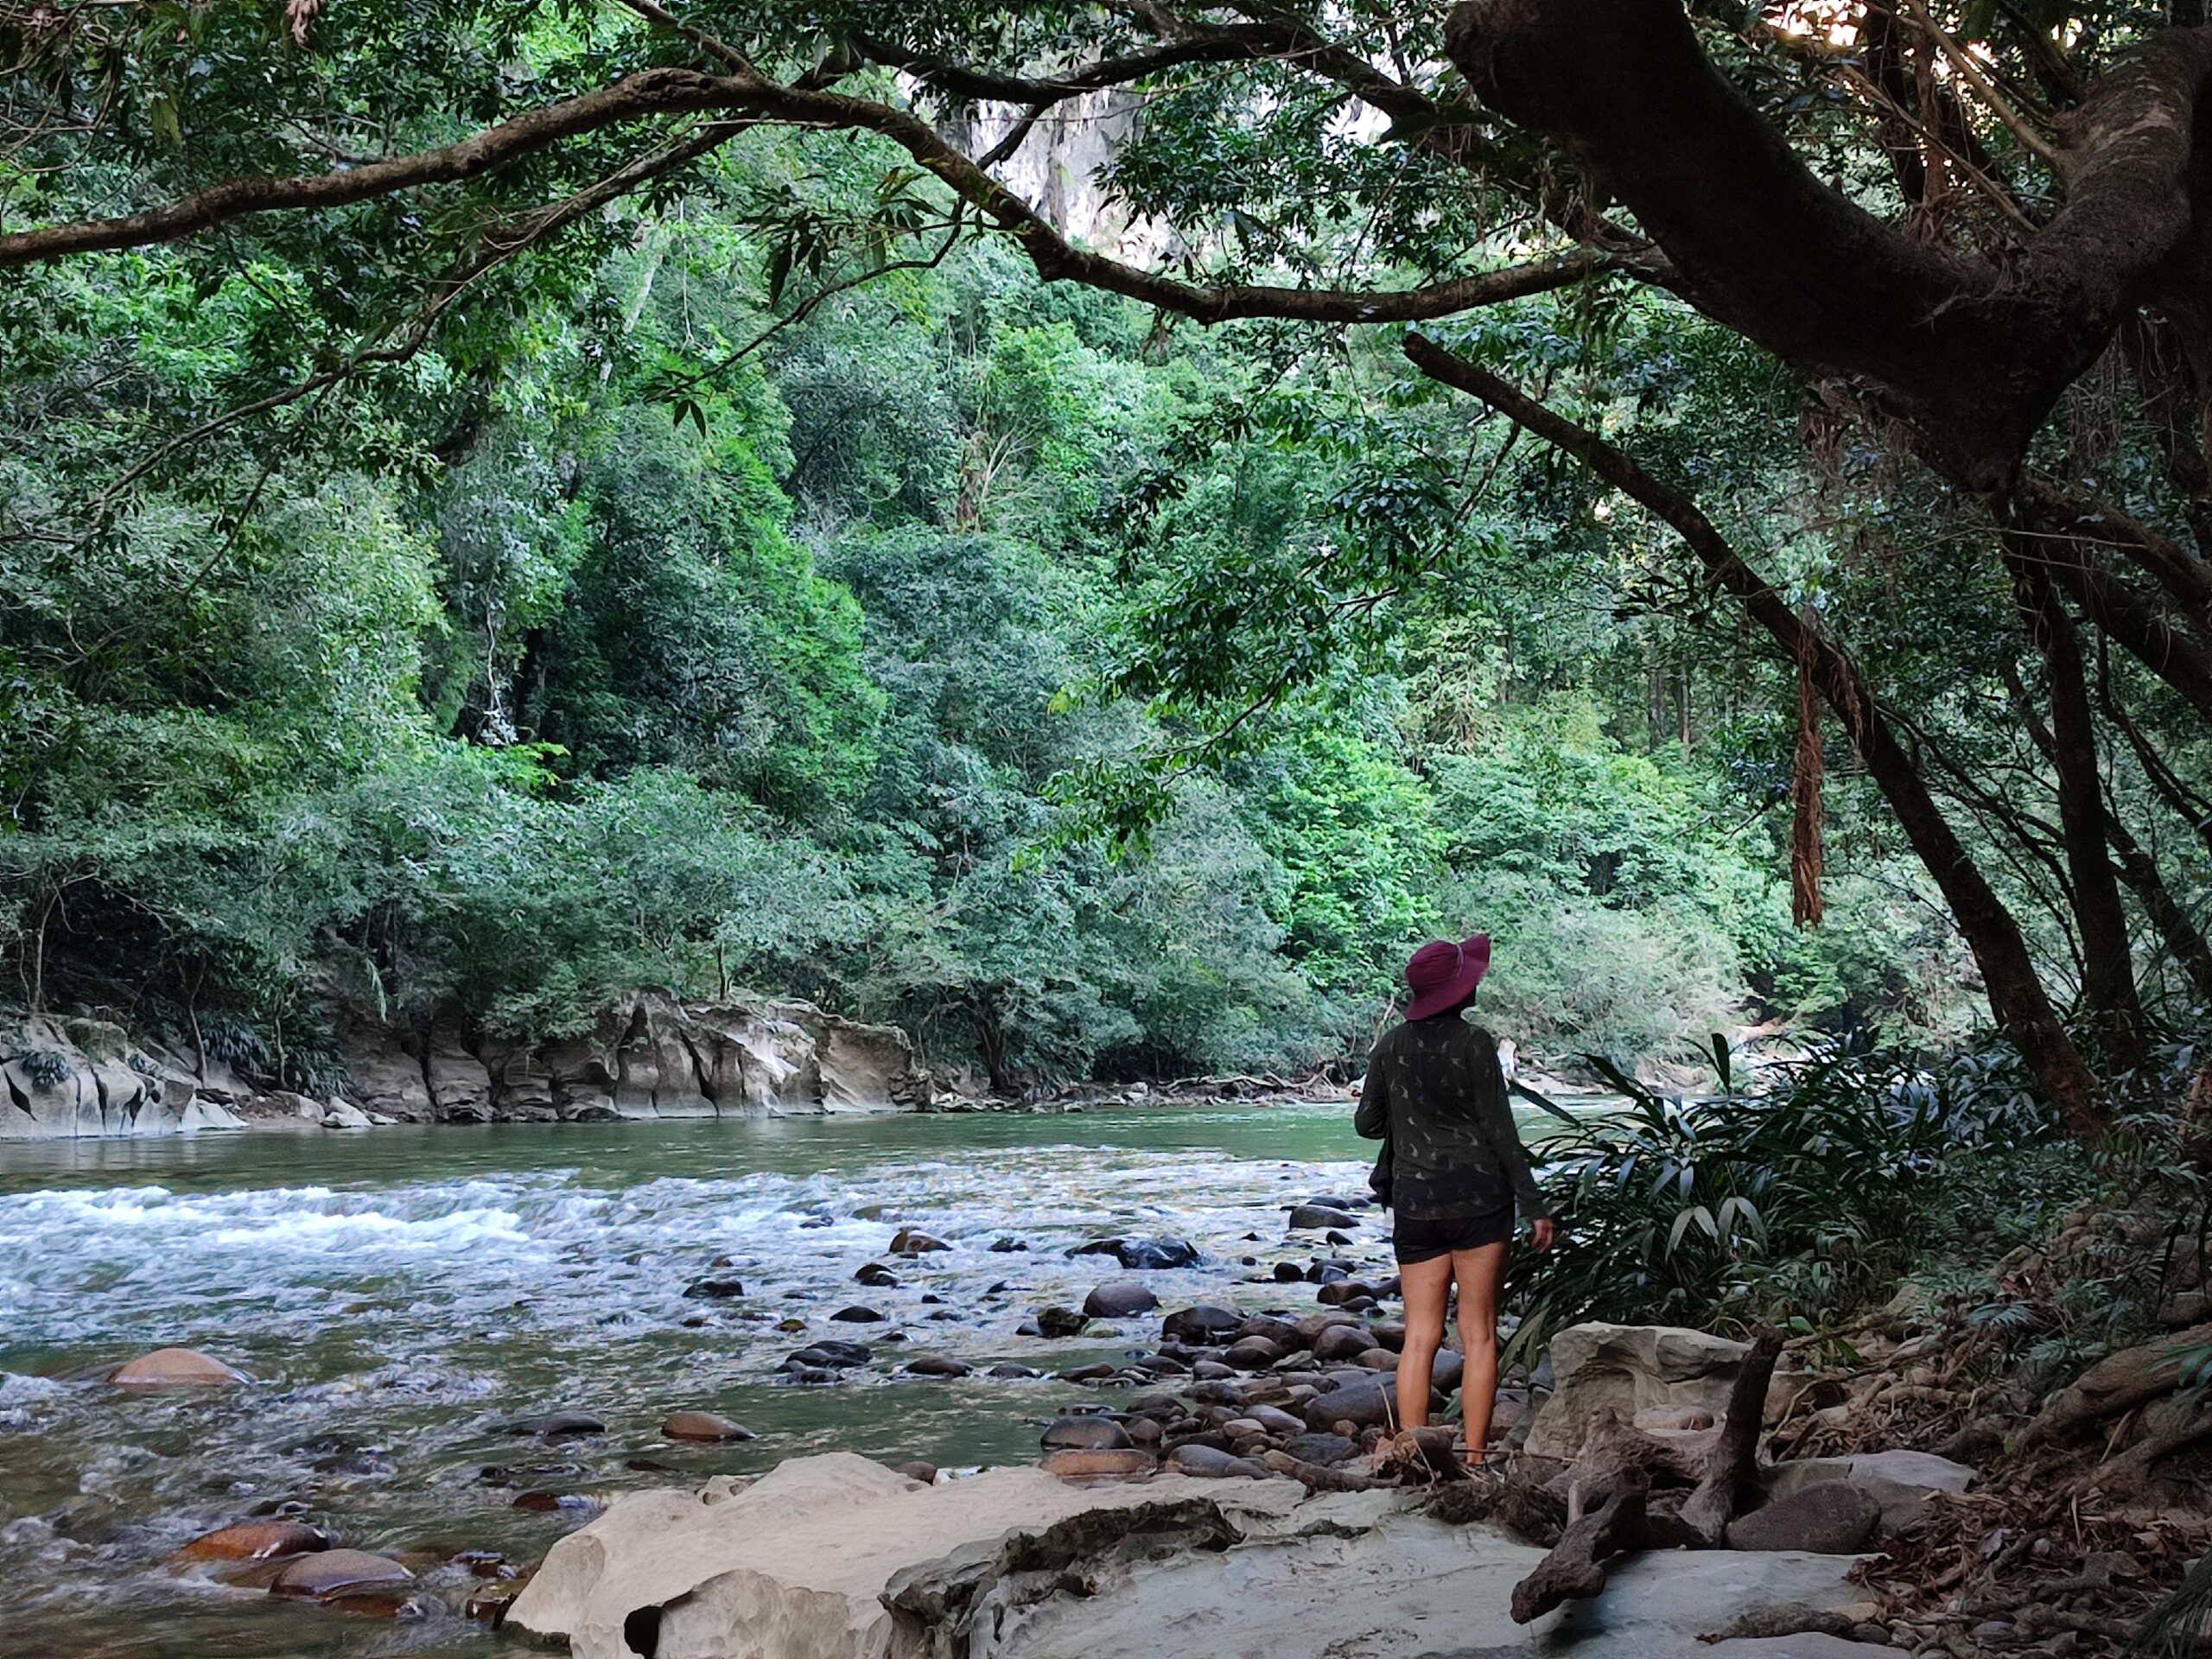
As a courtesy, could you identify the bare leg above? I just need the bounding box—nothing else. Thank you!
[1452,1241,1508,1457]
[1389,1254,1453,1461]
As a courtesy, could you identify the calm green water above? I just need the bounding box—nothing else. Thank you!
[0,1102,1412,1658]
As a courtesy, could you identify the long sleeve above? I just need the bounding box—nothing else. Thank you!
[1470,1030,1552,1220]
[1354,1060,1389,1140]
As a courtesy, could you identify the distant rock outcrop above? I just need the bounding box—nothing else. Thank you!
[346,993,925,1124]
[3,991,925,1137]
[0,1015,247,1141]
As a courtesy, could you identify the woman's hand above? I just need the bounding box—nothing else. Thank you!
[1530,1217,1556,1253]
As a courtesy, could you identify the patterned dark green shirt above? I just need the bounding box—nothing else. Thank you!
[1355,1014,1550,1222]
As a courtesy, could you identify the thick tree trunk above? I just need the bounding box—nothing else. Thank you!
[1447,0,2212,494]
[2107,816,2212,1004]
[1406,336,2109,1139]
[2000,543,2148,1066]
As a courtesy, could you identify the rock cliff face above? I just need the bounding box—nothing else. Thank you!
[346,993,926,1125]
[0,1016,247,1140]
[1,993,925,1138]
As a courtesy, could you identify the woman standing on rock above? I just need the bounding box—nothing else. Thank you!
[1356,934,1554,1467]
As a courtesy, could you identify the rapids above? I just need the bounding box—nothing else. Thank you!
[0,1100,1434,1657]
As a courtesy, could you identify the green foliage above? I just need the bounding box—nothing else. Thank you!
[1504,1035,2065,1358]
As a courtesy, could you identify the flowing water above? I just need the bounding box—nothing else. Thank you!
[0,1099,1450,1659]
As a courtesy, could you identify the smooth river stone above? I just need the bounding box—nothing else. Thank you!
[109,1347,243,1388]
[662,1411,755,1443]
[270,1548,413,1599]
[1039,1447,1155,1478]
[170,1520,331,1564]
[1082,1279,1161,1319]
[1040,1417,1132,1452]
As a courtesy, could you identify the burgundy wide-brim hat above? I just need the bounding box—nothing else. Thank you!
[1404,934,1491,1020]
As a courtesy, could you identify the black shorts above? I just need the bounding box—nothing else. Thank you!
[1392,1206,1513,1265]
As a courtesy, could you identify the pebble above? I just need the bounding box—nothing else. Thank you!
[109,1348,244,1388]
[661,1411,755,1443]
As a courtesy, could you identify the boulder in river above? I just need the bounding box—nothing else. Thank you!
[1286,1205,1357,1230]
[109,1348,244,1388]
[270,1548,413,1599]
[904,1356,971,1378]
[1160,1305,1243,1345]
[1082,1280,1161,1319]
[170,1520,332,1564]
[891,1228,950,1255]
[1068,1236,1200,1270]
[513,1412,607,1439]
[831,1306,886,1323]
[854,1262,899,1287]
[683,1276,747,1300]
[1040,1417,1133,1452]
[663,1411,756,1443]
[1033,1306,1090,1338]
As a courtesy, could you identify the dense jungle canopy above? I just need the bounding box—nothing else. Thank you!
[2,0,2208,1116]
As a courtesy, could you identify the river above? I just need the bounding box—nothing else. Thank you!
[0,1099,1435,1658]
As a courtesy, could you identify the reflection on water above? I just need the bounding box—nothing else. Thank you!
[0,1103,1408,1658]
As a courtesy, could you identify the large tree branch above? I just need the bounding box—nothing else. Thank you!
[0,67,735,267]
[1446,0,2212,493]
[0,55,1617,327]
[1403,331,2106,1137]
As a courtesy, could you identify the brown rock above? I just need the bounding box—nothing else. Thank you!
[110,1348,244,1388]
[1223,1337,1283,1371]
[661,1411,755,1443]
[1039,1447,1156,1479]
[269,1548,413,1599]
[1354,1349,1398,1370]
[1311,1325,1373,1363]
[890,1228,950,1255]
[170,1521,330,1564]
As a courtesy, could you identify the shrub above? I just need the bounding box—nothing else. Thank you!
[1503,1033,2062,1359]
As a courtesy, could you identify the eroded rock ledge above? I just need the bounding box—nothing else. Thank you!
[0,991,925,1139]
[505,1452,1869,1659]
